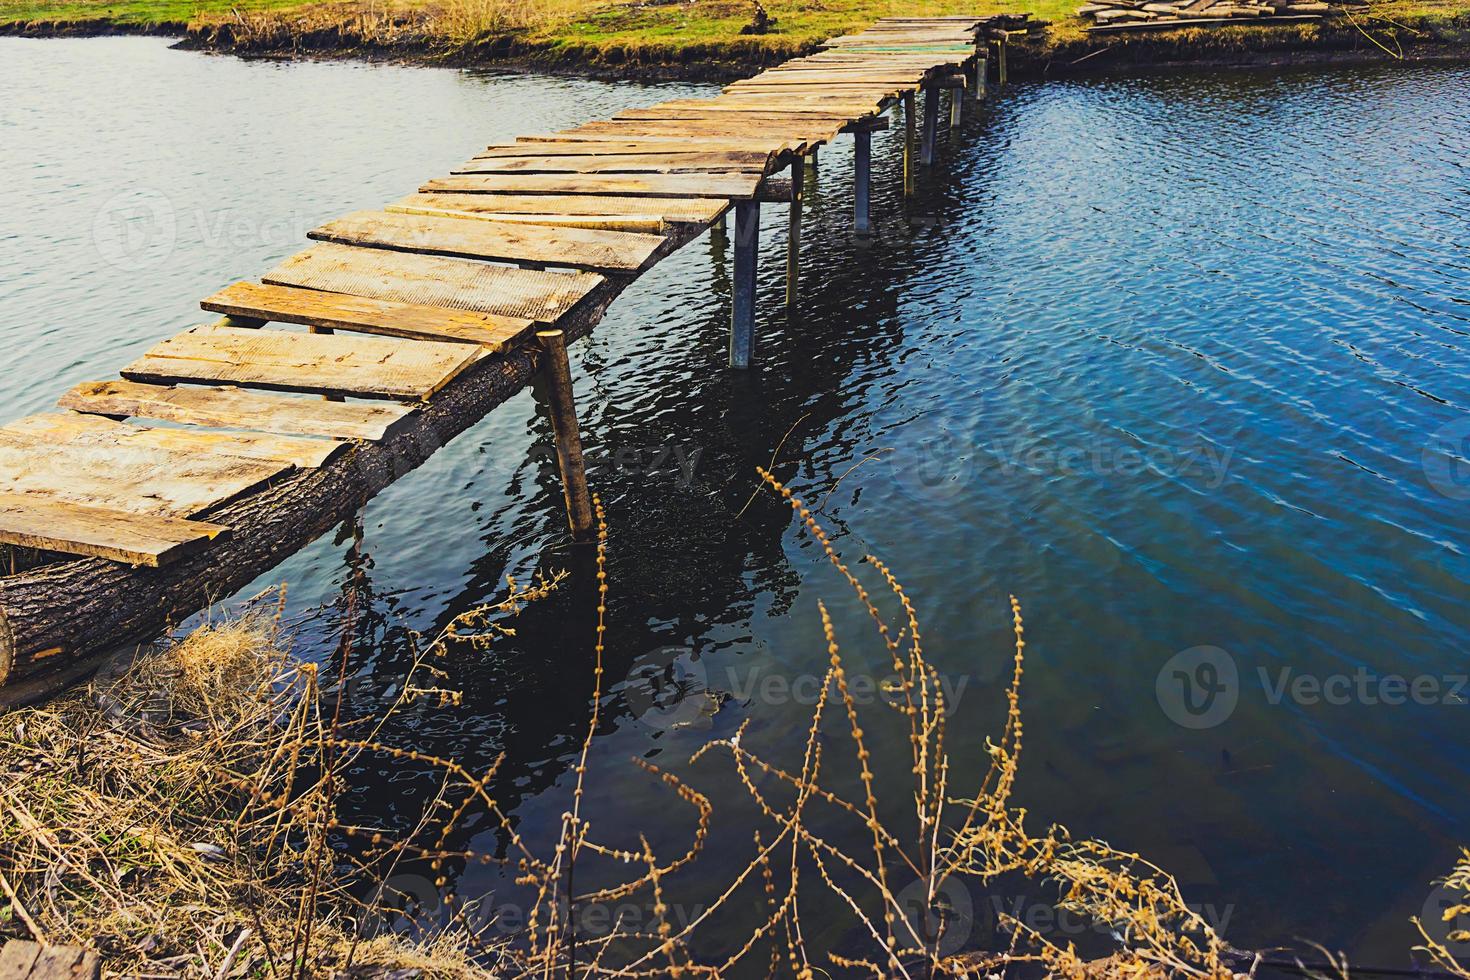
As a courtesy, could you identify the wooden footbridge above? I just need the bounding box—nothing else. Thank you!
[0,16,1011,700]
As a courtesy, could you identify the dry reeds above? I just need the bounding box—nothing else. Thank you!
[5,472,1453,978]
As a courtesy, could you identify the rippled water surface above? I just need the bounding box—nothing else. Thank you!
[4,37,1469,968]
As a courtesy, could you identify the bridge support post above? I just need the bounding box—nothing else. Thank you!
[853,128,872,236]
[973,54,989,100]
[805,146,818,171]
[920,88,939,166]
[949,84,963,127]
[902,91,916,196]
[536,329,594,540]
[786,160,802,306]
[730,199,760,369]
[997,36,1008,87]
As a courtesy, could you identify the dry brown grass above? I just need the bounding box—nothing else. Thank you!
[5,474,1461,978]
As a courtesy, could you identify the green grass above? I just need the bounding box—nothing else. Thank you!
[2,0,1465,67]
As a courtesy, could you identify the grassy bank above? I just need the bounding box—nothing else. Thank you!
[3,0,1468,79]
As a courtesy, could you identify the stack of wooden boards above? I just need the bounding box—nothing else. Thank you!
[0,17,986,571]
[1078,0,1362,31]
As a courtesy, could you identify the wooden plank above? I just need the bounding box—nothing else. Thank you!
[517,132,810,154]
[5,411,344,469]
[309,209,665,274]
[59,380,414,442]
[392,192,728,224]
[562,120,844,143]
[0,428,289,519]
[263,243,604,323]
[121,324,485,402]
[0,943,100,980]
[612,106,871,122]
[482,139,781,157]
[0,493,227,567]
[202,281,533,350]
[387,204,666,234]
[420,172,764,201]
[455,151,773,175]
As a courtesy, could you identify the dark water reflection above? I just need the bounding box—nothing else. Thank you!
[4,38,1469,968]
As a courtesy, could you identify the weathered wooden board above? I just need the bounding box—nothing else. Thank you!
[482,139,781,157]
[421,172,764,201]
[0,493,227,567]
[388,204,664,233]
[203,281,534,350]
[122,324,485,401]
[309,210,666,274]
[562,120,844,143]
[391,192,728,224]
[613,106,871,122]
[456,151,773,175]
[5,412,344,469]
[263,243,604,323]
[517,132,810,154]
[59,380,415,442]
[0,943,101,980]
[0,427,289,519]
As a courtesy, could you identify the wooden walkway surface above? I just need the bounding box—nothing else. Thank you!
[0,16,1002,695]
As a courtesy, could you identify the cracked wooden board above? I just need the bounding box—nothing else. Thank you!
[263,243,604,323]
[203,281,535,350]
[0,426,290,519]
[391,192,728,225]
[0,494,227,567]
[58,379,416,442]
[122,324,486,401]
[481,139,783,157]
[455,151,773,175]
[5,412,345,469]
[309,209,667,274]
[421,171,764,201]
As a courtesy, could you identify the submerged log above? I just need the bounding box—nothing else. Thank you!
[0,225,710,704]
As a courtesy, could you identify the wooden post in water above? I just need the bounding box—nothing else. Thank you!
[536,329,594,540]
[710,210,728,249]
[786,160,801,306]
[920,87,939,166]
[973,49,988,100]
[997,36,1008,87]
[853,128,872,236]
[902,91,916,196]
[730,199,760,369]
[805,146,818,172]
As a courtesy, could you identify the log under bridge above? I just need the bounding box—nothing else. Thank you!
[0,15,1022,702]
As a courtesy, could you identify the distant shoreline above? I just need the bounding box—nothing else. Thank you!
[4,13,1468,81]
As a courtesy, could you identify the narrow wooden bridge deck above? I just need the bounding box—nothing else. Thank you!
[0,16,1006,698]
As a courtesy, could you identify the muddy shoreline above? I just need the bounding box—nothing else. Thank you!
[5,13,1470,80]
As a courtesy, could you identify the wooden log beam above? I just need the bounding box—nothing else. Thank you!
[0,224,708,702]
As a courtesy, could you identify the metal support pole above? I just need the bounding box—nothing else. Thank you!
[729,199,760,369]
[920,88,938,166]
[853,128,872,236]
[902,90,916,197]
[785,160,801,306]
[949,85,963,127]
[997,36,1008,87]
[974,55,989,101]
[536,329,594,540]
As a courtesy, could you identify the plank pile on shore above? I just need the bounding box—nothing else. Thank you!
[1077,0,1364,31]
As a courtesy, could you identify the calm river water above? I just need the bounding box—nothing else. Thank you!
[3,36,1468,969]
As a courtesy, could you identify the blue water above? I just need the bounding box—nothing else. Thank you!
[3,37,1468,968]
